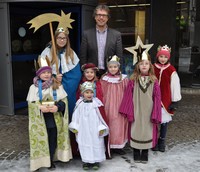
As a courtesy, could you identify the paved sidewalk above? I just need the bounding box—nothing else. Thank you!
[0,89,200,171]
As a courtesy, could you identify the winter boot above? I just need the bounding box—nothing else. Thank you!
[158,137,166,152]
[48,161,56,171]
[141,149,148,163]
[133,148,141,163]
[151,143,159,151]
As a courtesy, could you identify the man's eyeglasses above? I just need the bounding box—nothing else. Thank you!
[57,37,67,41]
[95,13,108,18]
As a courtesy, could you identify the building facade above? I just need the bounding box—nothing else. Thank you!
[0,0,199,115]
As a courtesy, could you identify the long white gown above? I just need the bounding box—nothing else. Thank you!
[69,97,109,163]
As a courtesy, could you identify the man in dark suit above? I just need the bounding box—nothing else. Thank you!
[79,4,123,78]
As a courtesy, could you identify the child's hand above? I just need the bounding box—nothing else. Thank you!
[39,105,49,113]
[56,74,63,82]
[168,102,178,111]
[72,129,78,134]
[48,105,58,113]
[99,130,105,136]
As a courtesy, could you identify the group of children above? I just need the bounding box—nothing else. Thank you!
[27,44,181,171]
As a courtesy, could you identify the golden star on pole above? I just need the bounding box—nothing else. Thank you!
[125,36,154,65]
[27,10,74,33]
[27,10,75,74]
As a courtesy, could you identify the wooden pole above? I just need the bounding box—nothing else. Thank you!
[49,22,59,74]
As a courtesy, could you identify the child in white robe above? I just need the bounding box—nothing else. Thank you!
[69,81,109,170]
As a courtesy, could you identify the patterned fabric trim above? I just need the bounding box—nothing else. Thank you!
[131,138,152,144]
[138,76,152,93]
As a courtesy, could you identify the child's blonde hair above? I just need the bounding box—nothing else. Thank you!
[130,60,157,82]
[52,77,60,90]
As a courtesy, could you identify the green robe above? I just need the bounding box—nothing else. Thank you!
[28,87,72,171]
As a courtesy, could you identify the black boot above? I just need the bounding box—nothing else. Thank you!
[141,149,148,163]
[152,143,159,151]
[158,137,166,152]
[48,161,56,171]
[133,148,140,163]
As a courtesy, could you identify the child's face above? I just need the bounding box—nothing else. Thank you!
[56,32,67,48]
[39,71,52,81]
[108,63,119,75]
[83,90,94,101]
[139,60,150,75]
[84,68,95,81]
[158,55,168,64]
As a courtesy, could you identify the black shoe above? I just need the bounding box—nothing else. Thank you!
[92,163,99,170]
[141,149,148,163]
[158,138,166,152]
[133,148,140,163]
[106,151,112,159]
[152,143,159,151]
[106,154,112,160]
[48,162,56,171]
[82,163,90,170]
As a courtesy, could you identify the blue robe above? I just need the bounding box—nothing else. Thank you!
[61,63,81,120]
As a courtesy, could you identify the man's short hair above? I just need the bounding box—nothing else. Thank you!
[93,4,110,18]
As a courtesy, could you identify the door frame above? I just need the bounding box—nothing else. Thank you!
[0,2,14,115]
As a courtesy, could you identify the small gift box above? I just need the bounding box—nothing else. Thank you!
[41,101,55,107]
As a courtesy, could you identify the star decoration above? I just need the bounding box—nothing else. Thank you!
[27,10,74,33]
[125,36,154,65]
[57,11,74,31]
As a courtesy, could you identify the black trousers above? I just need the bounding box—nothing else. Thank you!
[160,123,168,139]
[47,127,57,161]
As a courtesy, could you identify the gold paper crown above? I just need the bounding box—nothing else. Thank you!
[35,56,52,77]
[141,51,150,61]
[80,82,95,93]
[55,27,69,35]
[107,55,120,64]
[34,56,51,71]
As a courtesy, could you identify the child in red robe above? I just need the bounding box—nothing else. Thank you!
[153,45,182,152]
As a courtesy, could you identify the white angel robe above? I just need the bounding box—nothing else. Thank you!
[69,97,109,163]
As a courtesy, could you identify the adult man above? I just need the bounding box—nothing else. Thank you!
[80,4,123,77]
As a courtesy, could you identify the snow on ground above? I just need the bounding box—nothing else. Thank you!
[1,141,200,172]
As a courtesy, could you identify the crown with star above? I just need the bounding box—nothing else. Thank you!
[156,45,171,59]
[157,45,171,53]
[125,36,154,65]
